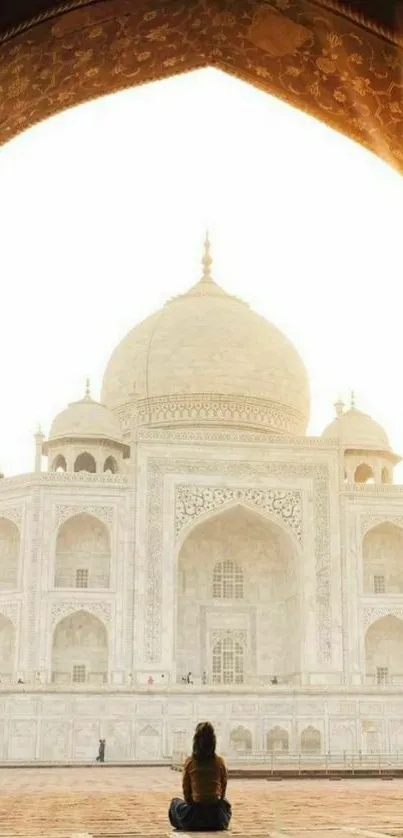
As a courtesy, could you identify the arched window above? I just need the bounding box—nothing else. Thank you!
[381,467,391,484]
[266,726,289,752]
[55,512,110,588]
[212,634,244,685]
[212,560,243,599]
[51,609,108,685]
[74,452,96,473]
[354,463,374,484]
[300,726,321,754]
[229,725,252,753]
[103,456,118,474]
[51,455,67,473]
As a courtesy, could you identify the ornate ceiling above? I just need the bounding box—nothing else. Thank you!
[0,0,402,172]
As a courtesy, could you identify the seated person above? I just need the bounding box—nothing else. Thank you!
[169,721,231,832]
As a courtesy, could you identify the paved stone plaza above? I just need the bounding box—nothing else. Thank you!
[0,767,402,838]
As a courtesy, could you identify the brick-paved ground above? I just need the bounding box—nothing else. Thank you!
[0,767,402,836]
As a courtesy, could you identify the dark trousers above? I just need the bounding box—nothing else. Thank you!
[96,754,104,762]
[168,797,231,832]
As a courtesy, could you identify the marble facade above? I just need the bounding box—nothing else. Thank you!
[0,237,402,761]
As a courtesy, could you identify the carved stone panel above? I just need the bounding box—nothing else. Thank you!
[40,721,70,760]
[361,514,403,537]
[175,486,302,543]
[8,720,36,760]
[51,601,111,628]
[55,505,114,529]
[363,608,403,630]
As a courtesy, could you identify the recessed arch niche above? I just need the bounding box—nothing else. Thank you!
[176,503,300,685]
[54,512,111,589]
[365,615,403,686]
[362,523,403,595]
[51,609,108,685]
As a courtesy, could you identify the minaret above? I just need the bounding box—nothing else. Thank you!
[34,425,44,473]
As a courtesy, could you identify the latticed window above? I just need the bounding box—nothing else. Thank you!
[75,568,88,588]
[376,666,389,685]
[213,560,243,599]
[373,575,386,594]
[212,635,244,685]
[72,665,86,683]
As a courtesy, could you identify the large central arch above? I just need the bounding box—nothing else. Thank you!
[176,503,301,685]
[0,1,402,171]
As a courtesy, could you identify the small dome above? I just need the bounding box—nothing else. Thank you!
[322,405,390,451]
[48,384,123,444]
[101,235,310,435]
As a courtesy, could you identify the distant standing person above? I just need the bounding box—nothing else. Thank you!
[96,739,106,763]
[168,722,231,831]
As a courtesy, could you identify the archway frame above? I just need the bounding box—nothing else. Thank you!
[48,605,110,683]
[363,612,403,687]
[359,519,403,599]
[174,499,306,684]
[0,0,402,172]
[46,510,113,591]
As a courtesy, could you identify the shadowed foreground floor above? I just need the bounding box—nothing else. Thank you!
[0,768,403,836]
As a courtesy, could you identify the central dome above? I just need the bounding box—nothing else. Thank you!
[101,236,310,435]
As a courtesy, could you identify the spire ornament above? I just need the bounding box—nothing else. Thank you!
[350,390,356,410]
[201,230,213,282]
[85,378,91,399]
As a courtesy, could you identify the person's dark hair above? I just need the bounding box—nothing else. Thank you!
[192,721,216,761]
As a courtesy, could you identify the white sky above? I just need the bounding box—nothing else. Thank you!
[0,67,402,478]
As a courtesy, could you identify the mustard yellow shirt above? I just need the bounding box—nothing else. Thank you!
[182,754,227,803]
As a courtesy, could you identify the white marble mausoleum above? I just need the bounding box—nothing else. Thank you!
[0,235,403,762]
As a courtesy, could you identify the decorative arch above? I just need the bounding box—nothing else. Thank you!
[229,725,252,753]
[74,452,96,473]
[177,502,301,683]
[175,490,302,552]
[354,463,374,484]
[51,608,108,685]
[103,456,118,474]
[51,454,67,473]
[54,512,111,589]
[0,517,20,589]
[266,726,289,753]
[0,2,402,175]
[300,726,321,754]
[365,614,403,686]
[362,522,403,596]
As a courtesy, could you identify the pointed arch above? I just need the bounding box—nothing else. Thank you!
[365,614,403,686]
[363,522,403,595]
[103,456,118,474]
[0,517,20,590]
[300,726,321,754]
[55,512,110,589]
[51,454,67,473]
[266,726,289,753]
[177,503,301,683]
[354,463,374,484]
[229,726,252,753]
[51,609,108,685]
[74,452,96,473]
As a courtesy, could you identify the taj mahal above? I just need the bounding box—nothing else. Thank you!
[0,234,403,763]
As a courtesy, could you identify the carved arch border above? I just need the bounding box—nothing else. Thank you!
[51,600,112,630]
[175,489,303,553]
[361,515,403,539]
[54,504,114,531]
[0,0,402,172]
[145,457,331,665]
[363,607,403,632]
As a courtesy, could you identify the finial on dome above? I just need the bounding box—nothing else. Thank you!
[350,390,356,410]
[201,230,213,282]
[85,378,91,399]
